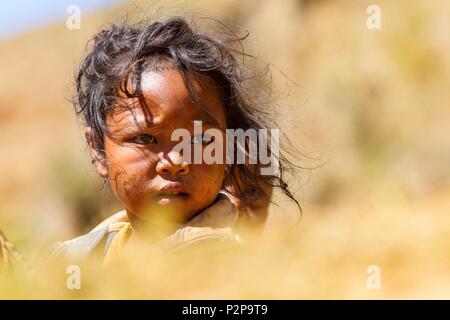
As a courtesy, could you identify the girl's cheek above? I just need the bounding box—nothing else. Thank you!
[109,146,158,170]
[197,163,226,186]
[108,144,140,162]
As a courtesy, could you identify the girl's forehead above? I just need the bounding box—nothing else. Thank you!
[108,69,226,129]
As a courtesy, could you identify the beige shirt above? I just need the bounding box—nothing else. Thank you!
[51,193,241,264]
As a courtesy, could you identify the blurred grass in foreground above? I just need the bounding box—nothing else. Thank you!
[2,185,450,299]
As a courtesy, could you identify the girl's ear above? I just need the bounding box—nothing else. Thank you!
[84,127,108,178]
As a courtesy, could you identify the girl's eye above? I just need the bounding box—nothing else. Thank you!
[192,134,215,145]
[130,134,157,145]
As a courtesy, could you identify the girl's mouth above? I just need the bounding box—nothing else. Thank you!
[155,182,190,204]
[158,182,188,195]
[158,191,189,197]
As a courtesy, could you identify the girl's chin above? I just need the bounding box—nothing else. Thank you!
[129,199,193,226]
[155,193,190,206]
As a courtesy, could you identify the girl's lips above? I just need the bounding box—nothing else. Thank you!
[155,185,190,206]
[157,182,189,197]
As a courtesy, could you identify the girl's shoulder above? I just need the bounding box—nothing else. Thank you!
[50,193,241,262]
[49,210,128,261]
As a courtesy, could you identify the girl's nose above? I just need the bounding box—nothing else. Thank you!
[156,150,190,176]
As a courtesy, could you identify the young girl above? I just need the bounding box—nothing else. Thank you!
[52,16,299,264]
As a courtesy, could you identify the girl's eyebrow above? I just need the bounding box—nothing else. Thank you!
[109,114,156,133]
[113,109,223,131]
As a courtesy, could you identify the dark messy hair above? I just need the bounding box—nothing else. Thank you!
[74,16,300,212]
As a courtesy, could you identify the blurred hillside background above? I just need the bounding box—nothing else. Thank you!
[1,0,450,298]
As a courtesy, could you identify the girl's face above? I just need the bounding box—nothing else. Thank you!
[89,69,227,224]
